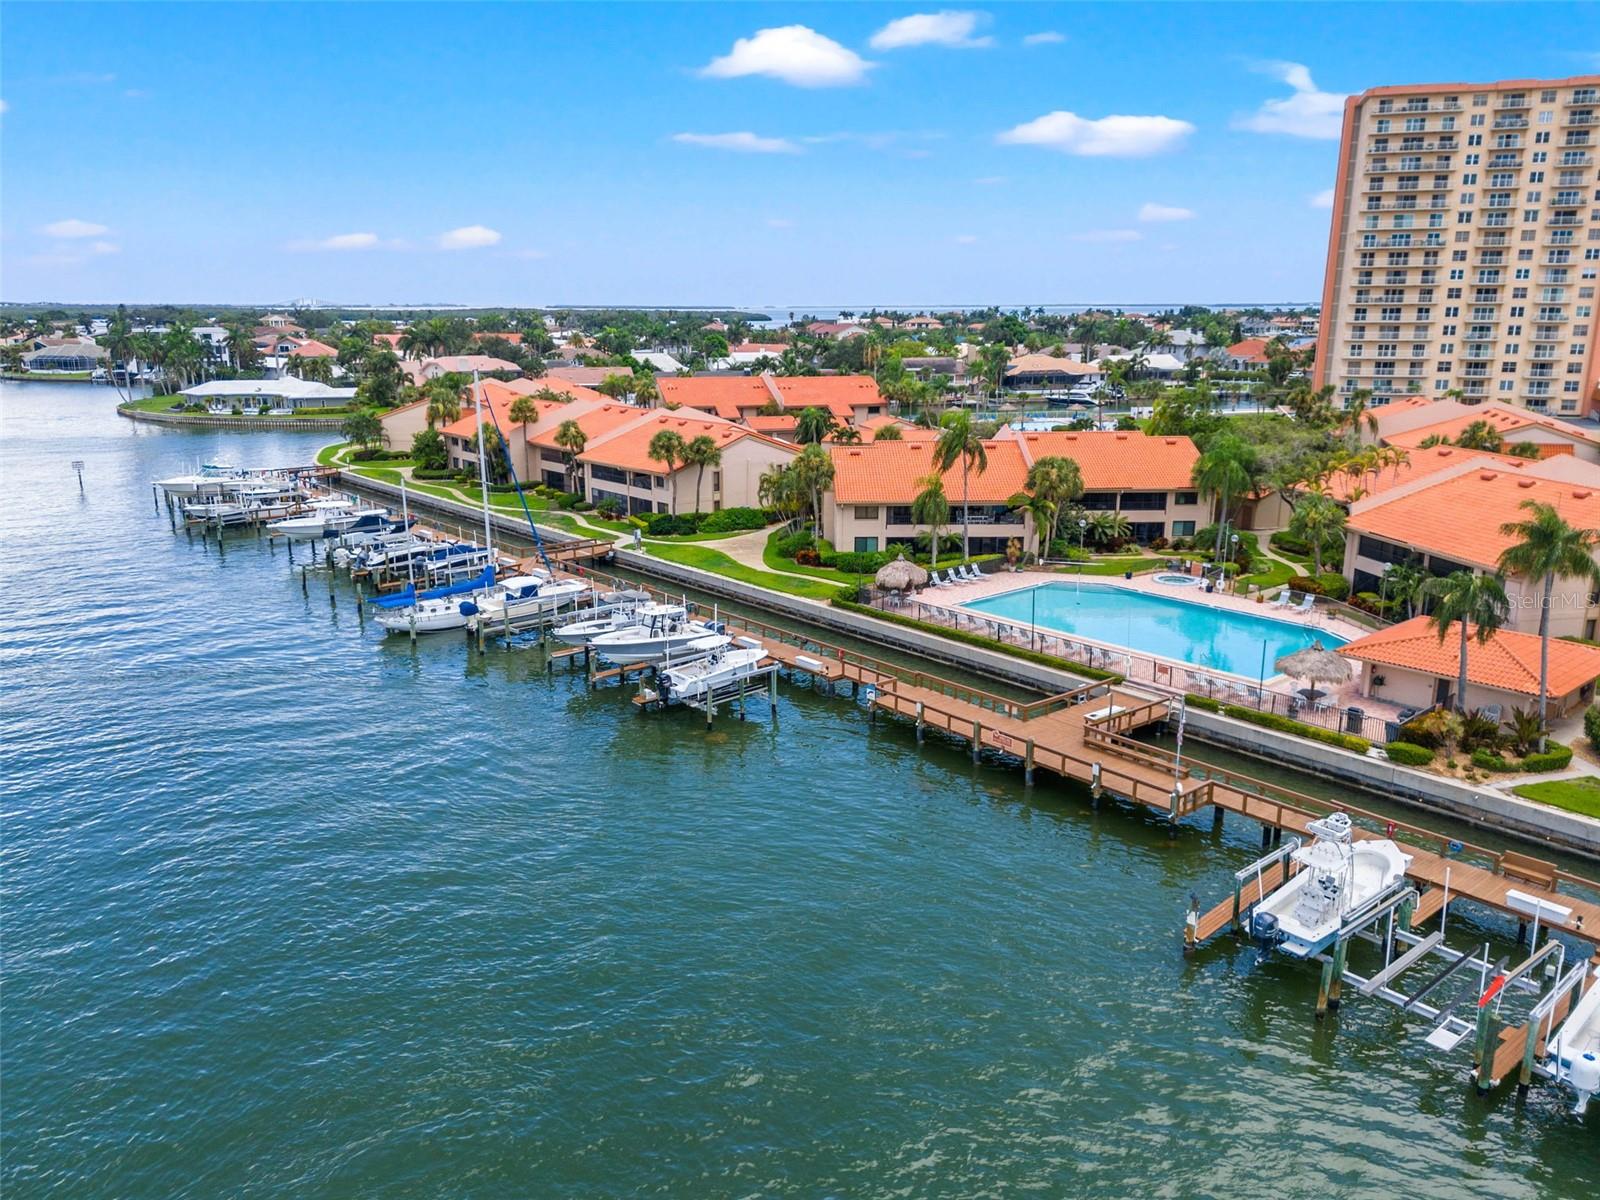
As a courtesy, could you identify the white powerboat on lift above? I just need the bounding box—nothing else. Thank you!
[461,574,594,626]
[587,603,723,666]
[548,593,666,647]
[1546,963,1600,1115]
[1250,813,1412,958]
[657,639,770,704]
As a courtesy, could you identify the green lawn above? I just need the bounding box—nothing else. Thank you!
[643,542,841,600]
[1511,777,1600,819]
[1240,560,1303,591]
[1052,556,1158,577]
[121,394,186,413]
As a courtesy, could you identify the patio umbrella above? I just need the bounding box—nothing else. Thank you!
[875,554,929,592]
[1274,640,1352,696]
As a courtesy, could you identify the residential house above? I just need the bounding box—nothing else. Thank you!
[657,373,885,430]
[577,410,798,516]
[1003,354,1105,390]
[179,378,355,412]
[21,343,108,372]
[1220,338,1273,368]
[1338,616,1600,717]
[1148,329,1208,362]
[901,315,943,331]
[804,321,866,339]
[544,365,634,390]
[415,355,522,382]
[289,339,338,360]
[716,342,789,370]
[1368,397,1600,463]
[258,313,298,329]
[1342,465,1600,638]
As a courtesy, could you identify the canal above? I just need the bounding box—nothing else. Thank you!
[3,382,1594,1198]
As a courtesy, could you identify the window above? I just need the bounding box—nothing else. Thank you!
[853,536,879,553]
[853,505,879,520]
[1172,521,1196,537]
[1174,492,1198,506]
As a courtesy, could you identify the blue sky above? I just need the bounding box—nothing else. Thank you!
[2,3,1594,308]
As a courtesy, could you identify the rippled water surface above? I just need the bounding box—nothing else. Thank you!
[3,383,1596,1197]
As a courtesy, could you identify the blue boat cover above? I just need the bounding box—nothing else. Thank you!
[369,565,495,609]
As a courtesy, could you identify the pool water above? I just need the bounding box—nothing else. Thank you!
[964,582,1345,677]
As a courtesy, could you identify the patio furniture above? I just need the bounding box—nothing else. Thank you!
[1272,591,1292,609]
[1295,595,1316,615]
[1482,704,1503,724]
[961,564,981,582]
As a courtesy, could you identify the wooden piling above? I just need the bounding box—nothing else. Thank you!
[1328,938,1349,1011]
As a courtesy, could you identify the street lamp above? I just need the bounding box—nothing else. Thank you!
[1077,517,1088,599]
[1230,533,1240,593]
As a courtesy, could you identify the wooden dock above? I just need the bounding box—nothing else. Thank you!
[536,562,1600,950]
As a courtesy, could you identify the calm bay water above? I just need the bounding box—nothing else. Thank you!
[2,382,1595,1197]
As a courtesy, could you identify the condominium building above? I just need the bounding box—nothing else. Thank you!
[1315,75,1600,415]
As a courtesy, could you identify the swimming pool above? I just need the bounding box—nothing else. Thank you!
[962,582,1346,677]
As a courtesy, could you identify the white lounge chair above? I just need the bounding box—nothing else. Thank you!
[1272,590,1292,609]
[932,570,952,588]
[1296,595,1315,615]
[962,564,981,582]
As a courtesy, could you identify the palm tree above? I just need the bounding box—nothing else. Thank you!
[647,428,687,514]
[794,406,836,444]
[790,444,835,531]
[872,424,903,442]
[1497,500,1600,745]
[1087,510,1132,549]
[508,395,541,481]
[1382,560,1426,620]
[832,425,863,444]
[1190,434,1259,560]
[289,355,335,384]
[1336,388,1379,446]
[974,342,1010,397]
[424,379,462,430]
[632,371,660,407]
[1424,570,1511,714]
[553,418,587,493]
[934,410,988,560]
[911,473,950,571]
[758,462,802,526]
[1288,491,1346,575]
[397,326,427,360]
[683,434,722,514]
[1019,455,1083,560]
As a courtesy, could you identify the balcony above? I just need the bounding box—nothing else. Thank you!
[1558,153,1594,166]
[1567,91,1598,106]
[1548,216,1582,227]
[1496,96,1531,110]
[1493,116,1529,130]
[1566,113,1597,127]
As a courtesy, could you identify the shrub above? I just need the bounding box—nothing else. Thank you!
[1220,704,1370,753]
[573,500,593,511]
[1384,741,1434,766]
[553,491,582,510]
[594,498,624,519]
[1523,742,1573,773]
[1471,748,1516,773]
[1183,693,1221,713]
[1506,705,1545,756]
[646,513,698,536]
[410,467,456,480]
[1585,705,1600,751]
[772,530,815,559]
[829,550,892,574]
[697,506,767,533]
[1460,709,1505,753]
[794,548,822,566]
[1398,715,1441,749]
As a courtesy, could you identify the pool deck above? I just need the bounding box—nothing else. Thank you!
[901,568,1404,729]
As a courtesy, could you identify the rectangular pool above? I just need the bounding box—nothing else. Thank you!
[962,582,1346,677]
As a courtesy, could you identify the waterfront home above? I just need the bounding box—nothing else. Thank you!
[901,315,943,331]
[1338,616,1600,716]
[22,342,109,372]
[1003,354,1104,390]
[514,398,652,489]
[575,410,797,516]
[288,339,338,360]
[178,378,356,412]
[633,350,685,374]
[715,342,789,370]
[1220,338,1273,368]
[543,365,633,390]
[405,378,602,474]
[657,373,884,429]
[994,428,1210,542]
[804,321,867,339]
[415,355,522,382]
[1342,465,1600,638]
[1366,396,1600,463]
[1148,329,1208,362]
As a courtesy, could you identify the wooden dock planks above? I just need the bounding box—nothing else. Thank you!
[1489,988,1573,1085]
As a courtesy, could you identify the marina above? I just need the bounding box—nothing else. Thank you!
[7,385,1600,1195]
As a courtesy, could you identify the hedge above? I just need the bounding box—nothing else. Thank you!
[831,596,1123,682]
[1220,704,1370,753]
[1384,741,1434,766]
[1471,748,1517,773]
[697,506,768,533]
[1471,741,1573,773]
[1183,693,1221,713]
[410,467,456,480]
[1585,705,1600,749]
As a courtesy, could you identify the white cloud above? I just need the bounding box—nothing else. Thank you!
[671,131,800,154]
[438,225,502,250]
[1138,202,1195,222]
[700,25,874,88]
[1022,31,1065,46]
[973,175,1008,186]
[954,233,979,244]
[998,110,1194,157]
[1235,62,1347,140]
[869,11,993,51]
[322,232,380,250]
[1310,187,1336,209]
[1071,229,1142,244]
[42,218,110,239]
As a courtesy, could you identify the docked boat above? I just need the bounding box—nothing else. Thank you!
[587,603,722,665]
[548,594,666,647]
[370,567,498,634]
[181,481,307,525]
[461,575,593,626]
[658,641,769,704]
[154,462,245,496]
[420,542,493,583]
[1250,814,1411,958]
[1547,964,1600,1115]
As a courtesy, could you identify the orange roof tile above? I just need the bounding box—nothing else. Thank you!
[438,388,569,442]
[1225,337,1272,362]
[746,413,799,434]
[657,375,767,420]
[1319,444,1530,502]
[472,331,523,345]
[997,429,1199,491]
[657,374,878,422]
[579,411,795,474]
[1387,406,1600,451]
[288,338,338,358]
[1339,616,1600,698]
[1349,468,1600,569]
[527,400,647,452]
[482,376,603,403]
[829,440,1030,505]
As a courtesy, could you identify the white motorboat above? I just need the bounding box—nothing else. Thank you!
[549,596,670,647]
[1250,814,1411,958]
[1547,965,1600,1115]
[331,528,420,566]
[658,641,769,704]
[181,482,306,524]
[461,575,593,625]
[588,603,722,666]
[154,462,244,495]
[267,498,357,539]
[421,543,493,583]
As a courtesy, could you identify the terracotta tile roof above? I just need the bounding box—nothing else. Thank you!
[730,342,788,354]
[746,413,799,434]
[472,331,523,345]
[1224,337,1272,362]
[1339,616,1600,698]
[657,374,878,422]
[657,376,767,420]
[829,440,1030,505]
[1349,467,1600,569]
[579,410,795,474]
[483,376,604,403]
[371,332,404,348]
[544,365,633,388]
[526,400,647,452]
[1319,445,1530,502]
[1387,405,1600,451]
[288,338,338,358]
[996,429,1199,491]
[426,354,522,374]
[767,375,880,419]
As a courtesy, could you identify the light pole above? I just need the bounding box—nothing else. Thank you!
[1077,517,1088,600]
[1230,533,1240,593]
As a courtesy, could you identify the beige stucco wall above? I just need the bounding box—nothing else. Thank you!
[1358,662,1592,720]
[379,403,431,451]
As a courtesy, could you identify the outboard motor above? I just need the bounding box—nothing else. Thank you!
[1570,1052,1599,1115]
[1252,911,1281,942]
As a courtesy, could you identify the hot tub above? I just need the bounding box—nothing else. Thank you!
[1153,573,1202,587]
